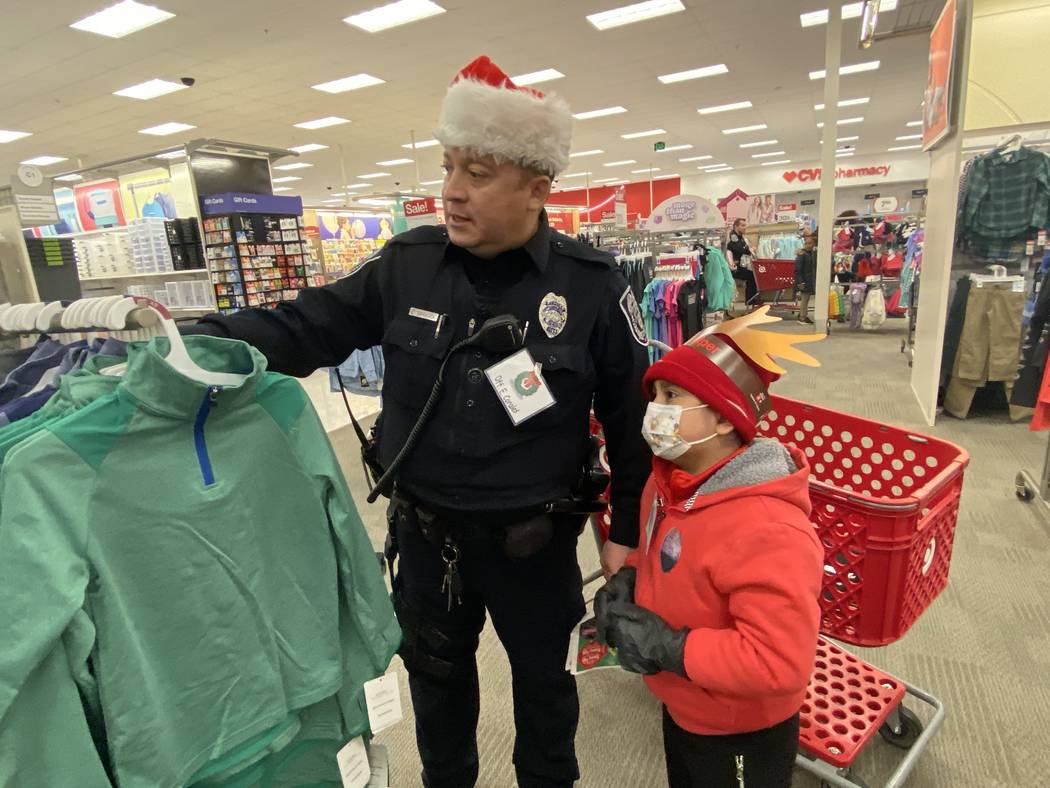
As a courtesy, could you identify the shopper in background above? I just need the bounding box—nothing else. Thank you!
[726,218,761,308]
[795,233,818,324]
[187,55,651,788]
[595,310,824,788]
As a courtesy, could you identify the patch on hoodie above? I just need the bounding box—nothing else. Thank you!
[660,528,682,572]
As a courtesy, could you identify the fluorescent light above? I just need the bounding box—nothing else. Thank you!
[559,172,592,178]
[810,61,880,79]
[837,135,860,142]
[836,151,855,157]
[594,177,628,184]
[896,134,922,141]
[760,159,791,166]
[705,166,733,172]
[272,176,303,183]
[376,158,414,166]
[800,1,898,27]
[288,143,329,154]
[54,174,83,182]
[294,116,350,130]
[510,68,564,85]
[888,144,922,151]
[621,129,666,139]
[570,149,604,157]
[273,187,292,192]
[751,150,786,158]
[359,198,396,206]
[419,179,444,185]
[273,162,313,171]
[698,163,728,170]
[680,155,713,162]
[657,63,729,84]
[722,124,768,135]
[345,182,374,189]
[312,73,385,94]
[631,167,660,173]
[587,0,685,30]
[573,106,628,120]
[654,173,680,180]
[0,129,31,144]
[817,117,864,128]
[698,100,753,115]
[21,155,67,166]
[402,139,441,149]
[154,149,186,159]
[358,172,391,179]
[906,120,922,127]
[604,160,637,166]
[70,0,174,38]
[321,198,346,204]
[113,78,187,100]
[814,97,870,110]
[344,0,446,32]
[138,121,195,136]
[739,139,778,148]
[658,144,693,152]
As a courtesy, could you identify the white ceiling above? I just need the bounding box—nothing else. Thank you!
[0,0,941,206]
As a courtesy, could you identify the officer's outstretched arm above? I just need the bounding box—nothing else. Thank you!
[187,254,386,377]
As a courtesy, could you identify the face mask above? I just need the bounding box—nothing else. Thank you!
[641,402,718,460]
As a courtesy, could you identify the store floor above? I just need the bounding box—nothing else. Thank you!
[329,321,1050,787]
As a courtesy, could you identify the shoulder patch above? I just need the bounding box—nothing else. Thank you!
[618,288,648,347]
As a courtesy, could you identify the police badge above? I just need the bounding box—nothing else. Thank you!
[538,292,568,338]
[619,288,648,347]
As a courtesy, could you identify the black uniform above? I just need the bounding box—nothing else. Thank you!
[188,212,651,788]
[726,230,760,306]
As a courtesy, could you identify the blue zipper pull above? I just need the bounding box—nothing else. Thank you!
[194,387,222,486]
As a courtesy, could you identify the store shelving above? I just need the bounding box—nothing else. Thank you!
[80,268,209,282]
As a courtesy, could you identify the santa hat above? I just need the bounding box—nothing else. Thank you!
[643,308,824,441]
[433,55,573,177]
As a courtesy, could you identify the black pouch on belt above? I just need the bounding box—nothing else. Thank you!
[502,514,554,559]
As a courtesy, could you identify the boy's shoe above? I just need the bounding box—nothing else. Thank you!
[797,316,814,324]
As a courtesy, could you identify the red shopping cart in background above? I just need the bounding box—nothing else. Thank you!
[586,396,968,787]
[752,258,801,315]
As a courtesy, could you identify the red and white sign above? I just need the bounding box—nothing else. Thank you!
[781,165,892,184]
[775,202,798,222]
[403,197,437,229]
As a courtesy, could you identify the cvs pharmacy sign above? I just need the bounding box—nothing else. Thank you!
[782,165,892,183]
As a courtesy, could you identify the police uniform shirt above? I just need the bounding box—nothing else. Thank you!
[727,231,754,266]
[189,212,651,546]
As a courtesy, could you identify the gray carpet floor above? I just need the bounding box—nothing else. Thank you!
[329,319,1050,787]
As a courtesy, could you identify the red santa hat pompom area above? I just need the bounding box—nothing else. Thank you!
[433,55,573,177]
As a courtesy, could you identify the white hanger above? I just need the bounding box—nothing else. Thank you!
[35,302,66,332]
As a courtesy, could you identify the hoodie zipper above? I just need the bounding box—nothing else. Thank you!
[735,755,745,787]
[193,386,220,485]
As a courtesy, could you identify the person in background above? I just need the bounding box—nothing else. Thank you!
[795,233,818,325]
[594,309,825,788]
[726,218,761,309]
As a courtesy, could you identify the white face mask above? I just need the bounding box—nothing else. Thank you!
[641,401,719,460]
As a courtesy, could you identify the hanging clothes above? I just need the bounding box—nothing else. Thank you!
[704,246,735,312]
[899,229,924,310]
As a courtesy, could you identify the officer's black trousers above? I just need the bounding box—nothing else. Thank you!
[394,511,586,788]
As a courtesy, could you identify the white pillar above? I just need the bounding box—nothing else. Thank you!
[814,7,842,330]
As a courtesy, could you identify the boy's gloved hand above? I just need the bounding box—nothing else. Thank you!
[601,600,688,678]
[594,567,636,643]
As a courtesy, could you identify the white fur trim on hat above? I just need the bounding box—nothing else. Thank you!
[434,78,573,176]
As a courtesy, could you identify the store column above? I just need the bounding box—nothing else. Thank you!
[814,7,842,329]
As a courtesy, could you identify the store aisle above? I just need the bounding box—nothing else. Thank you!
[332,322,1050,788]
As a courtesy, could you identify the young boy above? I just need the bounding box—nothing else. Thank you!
[596,308,825,788]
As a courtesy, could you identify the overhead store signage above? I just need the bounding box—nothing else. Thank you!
[647,194,724,231]
[776,202,798,221]
[403,197,437,229]
[912,188,928,197]
[864,193,881,200]
[801,199,817,206]
[781,165,892,183]
[201,192,303,216]
[11,165,59,228]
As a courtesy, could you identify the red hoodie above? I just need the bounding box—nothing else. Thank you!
[628,440,823,735]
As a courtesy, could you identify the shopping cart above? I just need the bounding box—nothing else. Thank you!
[585,395,969,787]
[752,258,801,315]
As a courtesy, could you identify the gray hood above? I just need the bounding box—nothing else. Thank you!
[696,437,797,498]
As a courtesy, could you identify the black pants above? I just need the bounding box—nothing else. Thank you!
[393,505,585,788]
[662,707,799,788]
[732,267,760,304]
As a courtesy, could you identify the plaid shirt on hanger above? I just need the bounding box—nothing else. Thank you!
[961,146,1050,242]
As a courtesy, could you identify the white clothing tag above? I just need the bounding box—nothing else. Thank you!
[366,743,390,787]
[484,348,556,426]
[409,307,440,322]
[363,672,403,735]
[337,737,371,788]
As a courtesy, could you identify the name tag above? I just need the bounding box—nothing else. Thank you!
[408,307,439,322]
[485,348,556,426]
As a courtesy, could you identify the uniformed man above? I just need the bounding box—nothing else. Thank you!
[188,55,650,788]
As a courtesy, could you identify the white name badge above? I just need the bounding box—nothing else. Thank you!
[337,737,370,788]
[484,348,557,426]
[363,672,403,735]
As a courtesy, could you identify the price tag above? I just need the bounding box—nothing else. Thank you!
[1039,230,1047,247]
[337,737,371,788]
[363,672,403,735]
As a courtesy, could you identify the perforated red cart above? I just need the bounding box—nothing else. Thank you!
[586,395,967,787]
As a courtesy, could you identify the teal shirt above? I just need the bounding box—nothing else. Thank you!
[0,337,400,787]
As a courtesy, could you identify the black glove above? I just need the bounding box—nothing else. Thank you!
[602,600,688,678]
[594,567,636,644]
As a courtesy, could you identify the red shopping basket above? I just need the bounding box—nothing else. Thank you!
[757,396,970,646]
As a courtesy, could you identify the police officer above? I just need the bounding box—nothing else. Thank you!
[188,55,650,787]
[727,218,761,307]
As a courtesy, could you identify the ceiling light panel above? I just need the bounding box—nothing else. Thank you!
[570,149,604,157]
[751,150,786,158]
[816,117,864,127]
[657,63,729,84]
[587,0,685,30]
[510,68,564,85]
[312,73,385,94]
[837,135,860,142]
[594,177,627,183]
[345,182,374,189]
[54,174,83,182]
[698,100,753,115]
[658,144,693,152]
[760,159,791,166]
[402,139,440,149]
[113,78,187,100]
[739,139,778,148]
[559,172,592,178]
[810,61,880,79]
[0,130,32,144]
[271,176,302,183]
[705,166,733,172]
[888,144,922,151]
[837,152,855,157]
[679,155,712,162]
[800,0,898,27]
[698,163,728,170]
[344,0,446,32]
[273,162,313,171]
[896,134,922,141]
[653,173,680,180]
[604,160,637,166]
[906,120,923,127]
[358,172,391,179]
[376,158,414,166]
[70,0,174,38]
[138,121,195,136]
[621,129,665,139]
[273,187,292,192]
[722,124,767,135]
[573,106,628,120]
[288,143,329,153]
[294,116,350,130]
[814,97,870,110]
[21,155,67,166]
[631,167,660,173]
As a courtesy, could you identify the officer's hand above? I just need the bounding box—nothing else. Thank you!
[594,567,636,644]
[602,600,688,678]
[600,541,633,580]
